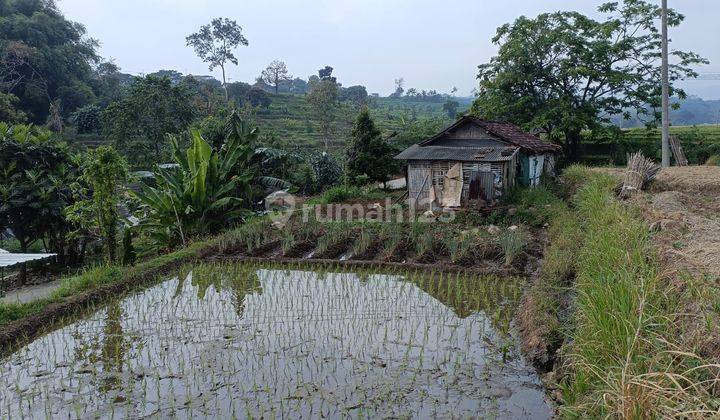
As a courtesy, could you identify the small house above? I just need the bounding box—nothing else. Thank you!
[395,116,561,209]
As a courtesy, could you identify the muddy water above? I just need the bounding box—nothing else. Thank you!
[0,264,551,418]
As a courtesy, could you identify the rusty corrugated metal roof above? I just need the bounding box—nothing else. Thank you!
[395,145,518,162]
[0,251,56,268]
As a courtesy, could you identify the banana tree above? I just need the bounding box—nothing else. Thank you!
[134,130,254,248]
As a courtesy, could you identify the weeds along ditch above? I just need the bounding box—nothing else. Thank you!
[0,262,553,418]
[518,166,720,418]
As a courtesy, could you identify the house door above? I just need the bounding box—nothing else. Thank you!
[468,171,495,203]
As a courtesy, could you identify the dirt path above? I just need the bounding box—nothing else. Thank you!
[596,166,720,277]
[639,166,720,278]
[1,280,61,305]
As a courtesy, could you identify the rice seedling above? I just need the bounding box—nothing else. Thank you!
[280,229,296,256]
[0,262,548,418]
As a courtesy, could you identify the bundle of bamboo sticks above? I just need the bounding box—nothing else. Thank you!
[620,152,661,198]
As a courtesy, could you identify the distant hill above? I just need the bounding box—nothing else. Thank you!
[610,96,720,128]
[252,94,473,152]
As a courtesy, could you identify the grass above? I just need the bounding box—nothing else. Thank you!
[549,166,720,417]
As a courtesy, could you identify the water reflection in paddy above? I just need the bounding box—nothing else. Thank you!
[0,264,551,418]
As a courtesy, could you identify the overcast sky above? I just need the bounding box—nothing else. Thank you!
[57,0,720,98]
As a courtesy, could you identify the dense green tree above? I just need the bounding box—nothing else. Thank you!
[186,18,249,101]
[345,108,397,186]
[260,60,292,94]
[340,85,368,107]
[318,66,336,83]
[102,75,195,165]
[0,0,100,122]
[246,87,271,108]
[0,92,26,123]
[70,104,102,134]
[471,0,706,160]
[0,123,77,282]
[91,61,130,107]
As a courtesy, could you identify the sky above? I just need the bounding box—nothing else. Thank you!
[57,0,720,98]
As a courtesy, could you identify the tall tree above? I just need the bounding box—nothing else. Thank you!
[260,60,292,94]
[345,108,396,186]
[186,18,249,101]
[470,0,706,160]
[307,67,339,151]
[102,75,194,165]
[72,147,128,264]
[391,78,405,97]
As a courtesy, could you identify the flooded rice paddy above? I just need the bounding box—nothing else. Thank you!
[1,263,551,418]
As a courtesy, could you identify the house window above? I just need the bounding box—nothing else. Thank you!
[432,162,449,187]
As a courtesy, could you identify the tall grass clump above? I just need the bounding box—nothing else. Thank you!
[560,168,719,417]
[497,228,528,266]
[316,222,353,257]
[445,231,478,265]
[501,185,566,227]
[351,224,377,258]
[377,222,405,261]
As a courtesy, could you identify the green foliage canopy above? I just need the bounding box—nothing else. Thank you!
[470,0,707,160]
[345,108,397,186]
[0,0,100,122]
[102,75,195,166]
[0,123,83,280]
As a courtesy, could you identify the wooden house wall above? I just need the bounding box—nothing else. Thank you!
[407,162,432,205]
[408,159,512,209]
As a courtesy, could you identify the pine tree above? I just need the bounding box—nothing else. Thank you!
[345,108,396,186]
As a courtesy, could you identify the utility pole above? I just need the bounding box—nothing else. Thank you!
[661,0,671,167]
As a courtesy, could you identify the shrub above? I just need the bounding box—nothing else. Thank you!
[312,185,384,204]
